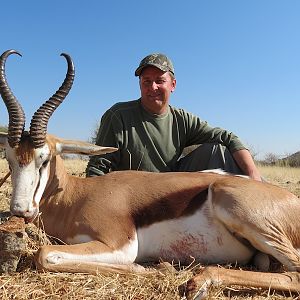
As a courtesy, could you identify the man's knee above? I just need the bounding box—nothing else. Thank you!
[176,143,243,175]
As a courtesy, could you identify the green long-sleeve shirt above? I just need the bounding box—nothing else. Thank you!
[86,99,246,176]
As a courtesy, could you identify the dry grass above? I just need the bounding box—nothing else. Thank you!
[0,158,300,299]
[259,164,300,196]
[63,159,88,177]
[0,268,195,300]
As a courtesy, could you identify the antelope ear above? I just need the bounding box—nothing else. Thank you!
[55,139,118,156]
[0,132,8,148]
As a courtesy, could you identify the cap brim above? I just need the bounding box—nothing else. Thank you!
[135,63,172,77]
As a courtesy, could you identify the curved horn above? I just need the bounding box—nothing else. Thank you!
[30,53,75,148]
[0,50,25,148]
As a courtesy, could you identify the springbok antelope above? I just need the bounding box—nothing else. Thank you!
[0,50,300,298]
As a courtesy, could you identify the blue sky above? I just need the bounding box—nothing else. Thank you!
[0,1,299,159]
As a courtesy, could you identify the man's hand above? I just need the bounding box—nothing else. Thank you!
[233,149,262,181]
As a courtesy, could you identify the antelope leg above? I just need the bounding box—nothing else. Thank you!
[182,266,300,300]
[34,241,148,275]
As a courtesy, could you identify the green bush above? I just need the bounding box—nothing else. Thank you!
[0,125,7,133]
[261,151,300,168]
[280,152,300,167]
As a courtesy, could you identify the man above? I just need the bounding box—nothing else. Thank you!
[86,53,261,181]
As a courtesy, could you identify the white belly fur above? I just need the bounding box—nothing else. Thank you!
[136,201,254,265]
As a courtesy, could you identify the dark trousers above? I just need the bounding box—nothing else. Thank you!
[175,143,244,175]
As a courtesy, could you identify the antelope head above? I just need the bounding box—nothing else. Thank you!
[0,50,116,222]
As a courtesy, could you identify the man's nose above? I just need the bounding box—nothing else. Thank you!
[149,81,159,90]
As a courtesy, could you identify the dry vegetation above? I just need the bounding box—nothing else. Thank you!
[0,158,300,299]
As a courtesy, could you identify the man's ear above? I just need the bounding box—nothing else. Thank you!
[171,78,177,92]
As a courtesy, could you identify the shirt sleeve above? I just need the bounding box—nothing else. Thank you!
[86,109,123,176]
[181,109,247,153]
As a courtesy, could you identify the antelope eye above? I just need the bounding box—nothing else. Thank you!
[42,160,49,168]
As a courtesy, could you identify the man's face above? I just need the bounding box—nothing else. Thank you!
[139,66,176,115]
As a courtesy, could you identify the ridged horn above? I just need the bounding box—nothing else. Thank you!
[0,50,25,148]
[29,53,75,148]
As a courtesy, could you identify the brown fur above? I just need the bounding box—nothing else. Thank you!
[7,133,300,295]
[38,159,216,250]
[15,133,34,166]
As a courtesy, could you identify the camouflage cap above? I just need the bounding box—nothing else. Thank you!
[134,53,175,77]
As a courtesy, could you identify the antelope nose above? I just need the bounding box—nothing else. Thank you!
[10,207,28,218]
[10,207,38,223]
[10,204,32,218]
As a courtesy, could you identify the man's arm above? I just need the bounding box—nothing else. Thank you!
[180,110,261,180]
[86,109,122,177]
[232,149,262,181]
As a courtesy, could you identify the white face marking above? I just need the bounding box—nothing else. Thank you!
[47,232,138,265]
[7,143,51,219]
